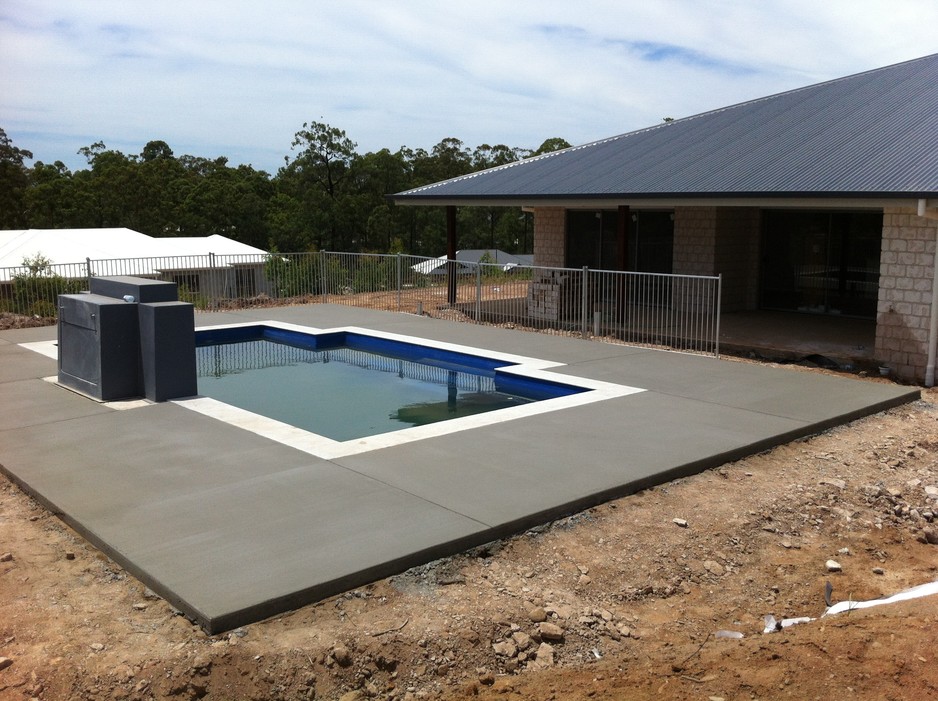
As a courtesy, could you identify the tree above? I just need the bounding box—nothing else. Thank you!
[471,143,529,171]
[135,148,187,236]
[0,127,34,228]
[177,159,272,246]
[71,142,141,228]
[424,137,471,182]
[533,137,572,155]
[266,192,311,252]
[140,140,174,162]
[7,123,569,257]
[282,121,359,251]
[353,148,413,251]
[25,161,75,228]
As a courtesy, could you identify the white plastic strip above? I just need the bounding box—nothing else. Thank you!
[823,580,938,617]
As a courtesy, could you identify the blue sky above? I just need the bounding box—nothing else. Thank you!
[2,0,937,174]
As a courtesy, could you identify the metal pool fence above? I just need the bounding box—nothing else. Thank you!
[1,251,721,356]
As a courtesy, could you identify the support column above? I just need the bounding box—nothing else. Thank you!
[617,205,630,271]
[616,206,630,311]
[446,205,457,305]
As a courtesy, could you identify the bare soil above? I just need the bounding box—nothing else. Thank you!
[0,312,56,330]
[1,314,937,700]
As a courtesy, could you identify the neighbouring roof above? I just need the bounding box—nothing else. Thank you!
[411,249,532,275]
[393,54,938,206]
[0,228,268,281]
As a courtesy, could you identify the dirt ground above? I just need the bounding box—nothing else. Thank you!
[2,319,938,700]
[0,313,57,331]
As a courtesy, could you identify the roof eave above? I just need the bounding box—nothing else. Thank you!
[390,192,936,210]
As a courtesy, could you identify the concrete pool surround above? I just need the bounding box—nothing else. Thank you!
[0,305,920,633]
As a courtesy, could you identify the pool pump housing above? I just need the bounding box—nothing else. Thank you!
[57,276,197,402]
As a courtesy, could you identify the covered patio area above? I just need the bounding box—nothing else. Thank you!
[719,311,877,370]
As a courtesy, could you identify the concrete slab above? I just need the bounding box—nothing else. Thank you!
[0,306,920,633]
[335,390,814,529]
[0,378,112,431]
[550,349,914,424]
[0,343,57,383]
[0,400,489,631]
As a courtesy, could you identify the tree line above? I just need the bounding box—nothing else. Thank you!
[0,124,570,256]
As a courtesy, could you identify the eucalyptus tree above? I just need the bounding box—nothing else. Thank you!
[281,121,358,251]
[352,147,413,252]
[0,127,33,228]
[176,156,272,246]
[24,160,75,229]
[533,137,572,155]
[71,142,141,229]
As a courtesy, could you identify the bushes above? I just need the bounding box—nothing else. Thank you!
[350,255,395,293]
[265,252,324,298]
[7,254,84,317]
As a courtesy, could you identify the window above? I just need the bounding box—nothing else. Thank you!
[565,210,673,272]
[760,210,882,318]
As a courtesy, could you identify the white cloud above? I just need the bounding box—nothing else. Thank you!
[2,0,937,173]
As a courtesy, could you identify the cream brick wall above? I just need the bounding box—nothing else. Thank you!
[528,207,567,320]
[673,207,717,275]
[875,207,938,382]
[531,207,566,268]
[673,206,760,311]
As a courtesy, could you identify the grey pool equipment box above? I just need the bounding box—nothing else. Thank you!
[138,300,197,402]
[57,276,198,402]
[57,293,141,400]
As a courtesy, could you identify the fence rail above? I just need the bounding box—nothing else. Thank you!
[1,251,721,356]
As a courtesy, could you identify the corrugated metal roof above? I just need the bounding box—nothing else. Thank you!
[394,54,938,203]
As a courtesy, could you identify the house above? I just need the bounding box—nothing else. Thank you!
[412,249,533,275]
[392,54,938,384]
[0,228,270,304]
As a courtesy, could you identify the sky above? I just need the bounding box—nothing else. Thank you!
[2,1,937,175]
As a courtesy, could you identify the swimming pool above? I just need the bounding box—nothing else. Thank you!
[176,322,644,459]
[194,325,587,442]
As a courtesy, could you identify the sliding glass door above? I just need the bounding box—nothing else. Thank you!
[760,210,882,318]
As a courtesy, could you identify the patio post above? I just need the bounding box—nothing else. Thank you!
[617,205,629,271]
[446,205,457,305]
[616,205,630,317]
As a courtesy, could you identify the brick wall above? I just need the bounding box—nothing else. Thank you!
[875,207,938,382]
[531,207,566,268]
[673,206,760,311]
[673,207,716,275]
[527,208,567,320]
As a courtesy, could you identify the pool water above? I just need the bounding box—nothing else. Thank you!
[195,326,587,442]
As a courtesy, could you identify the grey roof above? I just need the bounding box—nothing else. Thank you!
[394,54,938,204]
[412,249,532,275]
